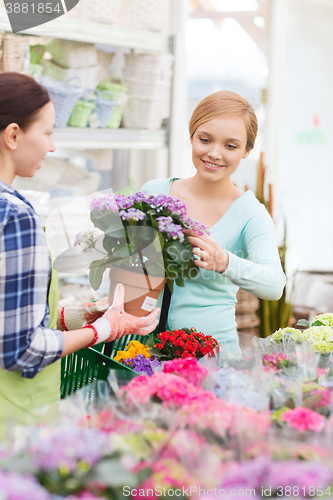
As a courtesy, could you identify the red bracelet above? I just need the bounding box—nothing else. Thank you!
[82,324,99,348]
[61,307,68,331]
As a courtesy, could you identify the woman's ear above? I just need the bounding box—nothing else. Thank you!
[242,149,251,159]
[3,124,20,151]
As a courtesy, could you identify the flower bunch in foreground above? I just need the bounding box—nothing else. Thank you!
[84,191,210,290]
[153,327,219,360]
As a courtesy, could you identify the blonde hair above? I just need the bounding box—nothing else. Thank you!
[189,91,258,151]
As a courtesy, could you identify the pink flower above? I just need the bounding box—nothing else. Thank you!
[162,358,208,385]
[314,388,332,407]
[281,407,325,433]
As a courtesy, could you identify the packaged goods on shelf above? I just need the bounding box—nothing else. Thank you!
[0,33,30,72]
[68,91,96,128]
[42,59,100,92]
[117,0,169,32]
[40,75,82,127]
[46,39,98,69]
[66,0,121,24]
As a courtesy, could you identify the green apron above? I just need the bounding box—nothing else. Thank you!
[0,235,61,441]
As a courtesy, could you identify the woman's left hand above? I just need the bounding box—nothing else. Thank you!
[183,229,229,273]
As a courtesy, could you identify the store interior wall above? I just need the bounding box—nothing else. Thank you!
[267,0,333,313]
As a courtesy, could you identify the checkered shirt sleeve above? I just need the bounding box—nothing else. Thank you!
[0,184,64,379]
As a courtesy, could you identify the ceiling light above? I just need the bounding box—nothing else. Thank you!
[210,0,259,12]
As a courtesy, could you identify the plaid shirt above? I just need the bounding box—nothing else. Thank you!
[0,180,63,379]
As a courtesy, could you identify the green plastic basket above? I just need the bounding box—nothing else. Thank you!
[60,341,139,399]
[68,92,96,128]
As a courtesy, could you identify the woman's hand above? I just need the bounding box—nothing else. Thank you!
[86,284,160,345]
[183,229,229,273]
[59,297,109,331]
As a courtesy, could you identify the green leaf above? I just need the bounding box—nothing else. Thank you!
[165,240,192,266]
[175,275,185,287]
[91,209,123,233]
[104,228,127,239]
[167,277,174,293]
[297,319,310,327]
[89,263,107,290]
[112,244,131,260]
[312,320,326,327]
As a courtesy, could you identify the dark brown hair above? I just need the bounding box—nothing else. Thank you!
[0,72,50,132]
[189,91,258,151]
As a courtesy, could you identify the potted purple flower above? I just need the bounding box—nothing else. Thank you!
[75,191,208,317]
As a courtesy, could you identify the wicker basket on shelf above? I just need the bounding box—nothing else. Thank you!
[40,75,82,128]
[235,288,260,337]
[43,59,100,92]
[124,52,173,79]
[46,39,98,69]
[97,75,127,129]
[117,0,169,32]
[0,34,30,72]
[94,90,115,128]
[96,50,114,82]
[66,0,121,24]
[122,52,173,129]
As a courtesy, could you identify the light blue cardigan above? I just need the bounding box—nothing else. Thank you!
[141,178,286,355]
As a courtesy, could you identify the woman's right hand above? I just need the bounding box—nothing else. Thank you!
[86,284,160,345]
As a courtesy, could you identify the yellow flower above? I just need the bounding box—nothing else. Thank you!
[114,340,151,363]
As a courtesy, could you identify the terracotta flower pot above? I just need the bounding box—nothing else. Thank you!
[109,267,166,317]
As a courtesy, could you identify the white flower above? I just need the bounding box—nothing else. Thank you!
[313,313,333,328]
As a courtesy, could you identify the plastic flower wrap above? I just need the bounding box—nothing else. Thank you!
[213,456,333,498]
[79,191,210,291]
[162,358,208,386]
[0,468,51,500]
[273,407,326,433]
[147,327,219,361]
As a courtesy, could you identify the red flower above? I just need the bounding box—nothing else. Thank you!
[155,343,165,349]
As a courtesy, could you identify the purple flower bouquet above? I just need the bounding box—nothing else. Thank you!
[80,192,209,292]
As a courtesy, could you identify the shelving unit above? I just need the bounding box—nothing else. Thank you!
[0,9,171,51]
[52,128,168,150]
[0,0,188,183]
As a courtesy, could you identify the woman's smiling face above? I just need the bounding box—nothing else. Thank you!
[191,116,250,182]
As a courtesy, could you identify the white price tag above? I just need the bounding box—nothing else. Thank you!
[141,296,157,312]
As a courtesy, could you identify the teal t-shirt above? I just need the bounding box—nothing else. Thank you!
[141,178,286,355]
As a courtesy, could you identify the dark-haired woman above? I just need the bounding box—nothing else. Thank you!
[0,72,159,438]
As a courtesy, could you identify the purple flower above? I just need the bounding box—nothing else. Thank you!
[119,209,145,222]
[149,194,188,216]
[180,215,210,236]
[73,230,96,248]
[220,457,332,496]
[29,428,111,472]
[0,469,51,500]
[156,216,185,243]
[90,195,118,213]
[124,354,161,376]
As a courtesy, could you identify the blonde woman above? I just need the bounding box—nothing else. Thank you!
[142,91,286,355]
